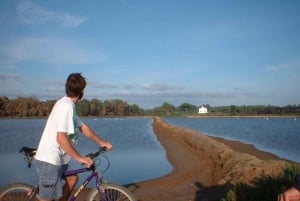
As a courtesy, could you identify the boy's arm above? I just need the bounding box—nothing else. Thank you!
[57,132,93,167]
[79,123,112,150]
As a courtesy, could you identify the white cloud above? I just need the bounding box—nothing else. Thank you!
[89,82,118,89]
[143,83,181,91]
[1,37,105,65]
[265,59,300,72]
[0,73,22,81]
[16,0,87,27]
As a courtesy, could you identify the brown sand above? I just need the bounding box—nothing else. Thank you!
[126,117,296,201]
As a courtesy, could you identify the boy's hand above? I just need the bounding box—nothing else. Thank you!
[79,156,93,168]
[101,141,113,151]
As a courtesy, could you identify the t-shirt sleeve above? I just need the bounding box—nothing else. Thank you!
[74,113,83,128]
[55,103,74,134]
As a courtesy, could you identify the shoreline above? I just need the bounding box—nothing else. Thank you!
[128,117,295,201]
[210,136,289,162]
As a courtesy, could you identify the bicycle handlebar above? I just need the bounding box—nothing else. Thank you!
[85,147,107,159]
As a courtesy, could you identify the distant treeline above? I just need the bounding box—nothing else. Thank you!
[0,96,299,117]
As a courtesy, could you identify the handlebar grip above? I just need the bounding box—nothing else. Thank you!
[85,147,107,160]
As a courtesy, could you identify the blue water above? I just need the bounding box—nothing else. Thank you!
[0,118,172,188]
[164,117,300,164]
[1,117,299,189]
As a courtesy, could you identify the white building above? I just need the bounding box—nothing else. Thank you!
[198,106,208,114]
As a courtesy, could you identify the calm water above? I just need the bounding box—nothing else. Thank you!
[1,117,299,189]
[0,118,172,188]
[164,117,300,164]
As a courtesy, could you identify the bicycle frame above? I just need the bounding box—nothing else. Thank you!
[19,147,111,201]
[64,165,105,201]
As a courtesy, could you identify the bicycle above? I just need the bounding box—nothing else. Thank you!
[0,146,137,201]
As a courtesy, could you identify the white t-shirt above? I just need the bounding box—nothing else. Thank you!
[35,96,83,165]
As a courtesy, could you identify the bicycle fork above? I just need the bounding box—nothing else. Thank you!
[69,173,95,201]
[94,172,109,201]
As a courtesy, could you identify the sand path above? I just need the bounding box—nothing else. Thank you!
[127,117,292,201]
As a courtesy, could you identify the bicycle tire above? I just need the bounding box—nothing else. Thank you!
[0,183,39,201]
[87,182,137,201]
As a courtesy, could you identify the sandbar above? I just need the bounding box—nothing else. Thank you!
[127,117,294,201]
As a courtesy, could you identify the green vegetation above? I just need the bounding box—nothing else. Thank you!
[0,96,299,117]
[221,165,300,201]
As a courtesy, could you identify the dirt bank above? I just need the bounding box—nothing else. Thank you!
[128,117,292,201]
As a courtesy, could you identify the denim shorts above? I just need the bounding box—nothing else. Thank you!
[35,160,68,200]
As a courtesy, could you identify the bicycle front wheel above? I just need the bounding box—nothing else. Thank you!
[87,182,136,201]
[0,183,39,201]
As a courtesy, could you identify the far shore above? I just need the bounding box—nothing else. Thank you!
[186,115,299,118]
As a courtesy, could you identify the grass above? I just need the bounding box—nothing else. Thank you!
[220,165,300,201]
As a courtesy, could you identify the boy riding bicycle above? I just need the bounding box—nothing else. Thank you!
[34,73,112,201]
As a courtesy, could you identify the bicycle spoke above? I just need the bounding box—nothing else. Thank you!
[87,183,136,201]
[1,189,29,201]
[0,183,39,201]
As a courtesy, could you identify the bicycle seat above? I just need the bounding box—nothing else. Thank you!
[19,146,37,156]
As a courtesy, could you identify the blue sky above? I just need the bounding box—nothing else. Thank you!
[0,0,300,109]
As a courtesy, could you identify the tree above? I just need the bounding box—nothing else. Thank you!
[1,95,299,117]
[178,103,197,113]
[101,100,120,116]
[114,99,129,116]
[128,104,143,115]
[0,96,9,116]
[76,98,90,116]
[153,102,176,115]
[89,98,102,116]
[230,105,237,115]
